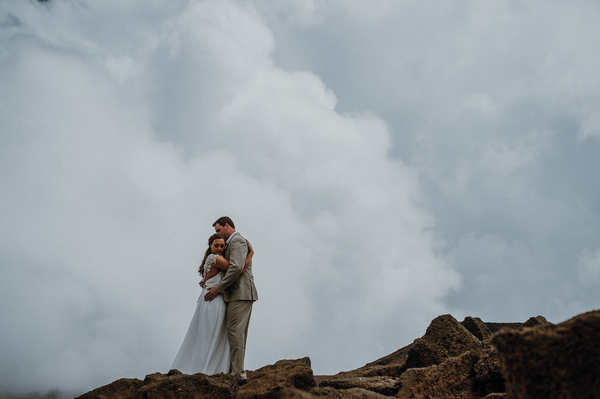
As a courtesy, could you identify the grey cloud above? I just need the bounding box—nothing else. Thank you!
[2,0,600,395]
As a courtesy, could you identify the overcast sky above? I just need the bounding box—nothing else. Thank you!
[1,0,600,395]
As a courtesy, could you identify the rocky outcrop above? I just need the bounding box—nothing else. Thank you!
[402,314,483,370]
[397,350,482,399]
[281,387,390,399]
[472,342,505,395]
[75,369,238,399]
[492,310,600,399]
[521,315,550,328]
[237,357,316,399]
[76,310,600,399]
[461,316,493,341]
[318,376,399,396]
[395,322,504,399]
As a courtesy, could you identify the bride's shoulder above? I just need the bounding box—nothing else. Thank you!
[206,253,226,263]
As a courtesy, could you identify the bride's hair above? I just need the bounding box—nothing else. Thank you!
[199,233,225,276]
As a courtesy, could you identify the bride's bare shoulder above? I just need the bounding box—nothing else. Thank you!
[213,255,229,270]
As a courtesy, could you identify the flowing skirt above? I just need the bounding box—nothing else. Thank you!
[171,288,230,375]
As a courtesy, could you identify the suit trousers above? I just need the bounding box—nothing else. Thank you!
[226,300,253,380]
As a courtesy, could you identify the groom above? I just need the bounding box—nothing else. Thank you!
[204,216,258,384]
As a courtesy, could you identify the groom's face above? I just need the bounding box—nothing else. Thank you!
[214,223,231,240]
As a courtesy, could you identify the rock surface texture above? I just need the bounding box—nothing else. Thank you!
[492,310,600,399]
[75,310,599,399]
[402,314,483,370]
[76,369,238,399]
[236,357,316,399]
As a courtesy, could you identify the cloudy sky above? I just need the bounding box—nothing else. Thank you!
[1,0,600,395]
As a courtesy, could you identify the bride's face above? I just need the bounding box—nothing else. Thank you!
[210,238,226,255]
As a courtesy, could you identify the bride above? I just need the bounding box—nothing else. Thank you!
[171,233,253,374]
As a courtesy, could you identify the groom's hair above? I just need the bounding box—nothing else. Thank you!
[213,216,235,229]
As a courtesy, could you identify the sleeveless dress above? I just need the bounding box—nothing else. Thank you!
[171,254,230,374]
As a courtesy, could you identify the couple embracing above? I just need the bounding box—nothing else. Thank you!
[172,216,258,385]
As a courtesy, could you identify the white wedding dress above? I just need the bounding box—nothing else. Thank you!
[171,254,230,375]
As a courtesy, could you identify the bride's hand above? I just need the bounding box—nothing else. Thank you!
[199,279,205,288]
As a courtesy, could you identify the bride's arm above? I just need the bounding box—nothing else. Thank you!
[212,256,229,272]
[208,243,252,278]
[242,240,254,274]
[202,255,228,283]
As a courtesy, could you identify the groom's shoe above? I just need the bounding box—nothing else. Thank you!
[234,379,247,386]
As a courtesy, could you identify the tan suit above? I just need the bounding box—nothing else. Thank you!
[216,232,258,380]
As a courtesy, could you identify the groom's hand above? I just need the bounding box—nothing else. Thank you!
[204,286,220,302]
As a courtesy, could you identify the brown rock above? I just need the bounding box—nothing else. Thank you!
[237,357,316,399]
[403,314,482,370]
[397,350,481,399]
[395,339,504,399]
[521,315,550,328]
[319,376,399,396]
[279,386,393,399]
[461,317,493,341]
[492,310,600,399]
[325,364,404,380]
[75,369,238,399]
[473,342,505,396]
[75,378,144,399]
[363,344,412,368]
[279,387,316,399]
[356,365,404,378]
[484,322,522,334]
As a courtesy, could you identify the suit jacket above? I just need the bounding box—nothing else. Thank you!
[216,232,258,303]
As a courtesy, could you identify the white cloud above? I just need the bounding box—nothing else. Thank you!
[2,0,600,395]
[0,0,459,394]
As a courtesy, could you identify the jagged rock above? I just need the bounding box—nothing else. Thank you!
[319,376,399,396]
[75,378,144,399]
[484,322,522,334]
[492,310,600,399]
[395,326,505,399]
[397,350,481,399]
[77,311,600,399]
[353,364,404,378]
[279,388,316,399]
[461,316,493,341]
[282,387,393,399]
[473,342,505,396]
[75,369,238,399]
[326,364,404,380]
[237,357,316,399]
[362,344,411,368]
[403,314,483,370]
[313,387,393,399]
[521,315,550,328]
